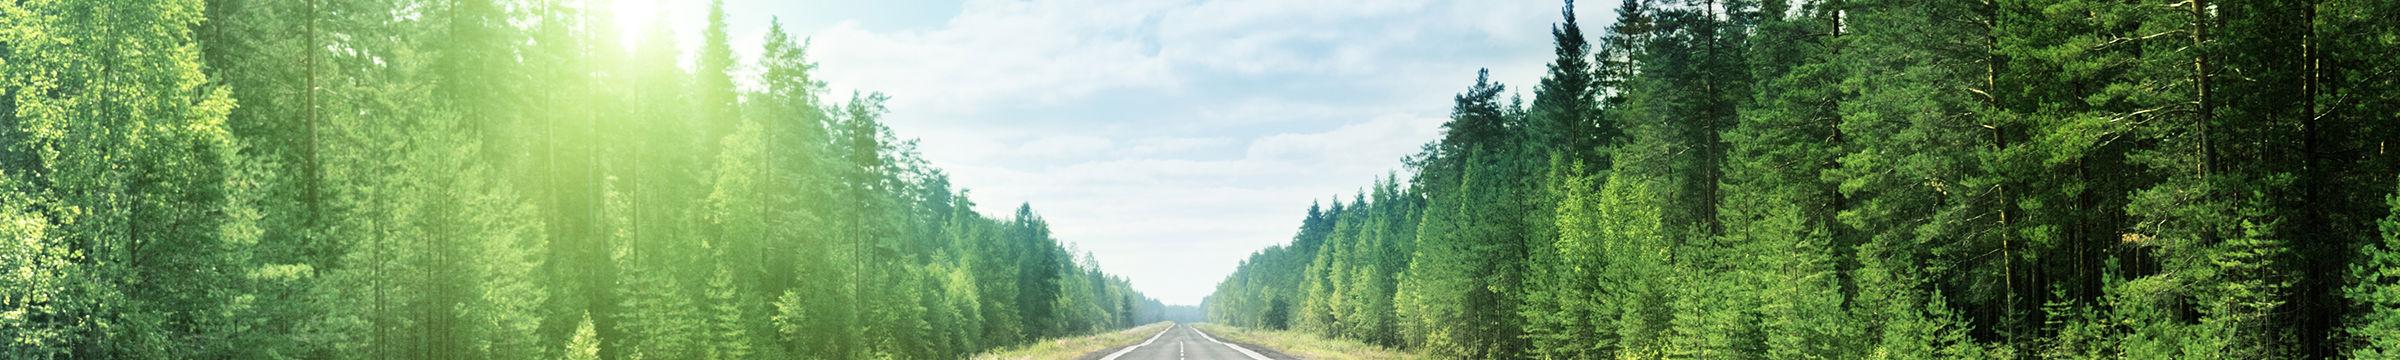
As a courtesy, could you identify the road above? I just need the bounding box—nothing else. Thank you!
[1091,324,1293,360]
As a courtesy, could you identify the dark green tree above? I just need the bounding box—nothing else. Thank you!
[1529,0,1606,164]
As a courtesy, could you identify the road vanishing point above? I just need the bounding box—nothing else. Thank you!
[1091,324,1292,360]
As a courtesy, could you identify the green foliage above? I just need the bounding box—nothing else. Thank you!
[1867,289,1990,360]
[0,0,245,356]
[0,1,1169,359]
[1397,69,1555,357]
[702,264,751,360]
[1209,1,2399,359]
[0,177,75,357]
[1530,0,1608,164]
[2350,182,2400,357]
[567,314,601,360]
[2040,286,2118,359]
[8,0,2400,358]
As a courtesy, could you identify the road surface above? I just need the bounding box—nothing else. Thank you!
[1089,324,1294,360]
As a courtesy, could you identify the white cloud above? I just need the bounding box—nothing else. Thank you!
[1156,0,1481,76]
[1014,135,1118,160]
[1122,136,1238,158]
[1247,114,1444,167]
[803,0,1184,115]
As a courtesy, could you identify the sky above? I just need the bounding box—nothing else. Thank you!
[642,0,1610,305]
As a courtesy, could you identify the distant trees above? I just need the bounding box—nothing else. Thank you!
[0,0,1167,358]
[1207,0,2400,358]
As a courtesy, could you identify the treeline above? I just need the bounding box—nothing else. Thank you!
[1208,0,2400,358]
[0,0,1168,359]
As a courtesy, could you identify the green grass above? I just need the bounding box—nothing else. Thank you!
[970,322,1174,360]
[1193,324,1423,360]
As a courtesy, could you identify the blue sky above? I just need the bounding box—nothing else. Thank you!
[646,0,1609,305]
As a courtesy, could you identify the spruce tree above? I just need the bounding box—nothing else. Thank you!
[566,314,601,360]
[1523,161,1610,358]
[2347,182,2400,357]
[1530,0,1604,163]
[703,264,753,360]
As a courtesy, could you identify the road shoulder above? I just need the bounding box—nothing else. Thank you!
[1191,324,1423,360]
[971,322,1174,360]
[1189,325,1302,360]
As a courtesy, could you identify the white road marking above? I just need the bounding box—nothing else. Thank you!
[1190,326,1274,360]
[1099,324,1178,360]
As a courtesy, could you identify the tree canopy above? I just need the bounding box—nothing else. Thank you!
[1208,0,2400,358]
[1,0,1171,358]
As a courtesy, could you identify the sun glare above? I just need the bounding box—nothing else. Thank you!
[610,0,653,51]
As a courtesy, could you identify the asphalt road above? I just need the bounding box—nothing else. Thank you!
[1090,324,1292,360]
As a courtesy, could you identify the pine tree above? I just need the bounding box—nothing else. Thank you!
[1662,266,1749,358]
[1522,161,1609,358]
[1396,69,1545,358]
[566,314,601,360]
[606,175,700,360]
[434,0,529,166]
[1530,0,1605,163]
[940,262,986,355]
[1719,0,1857,357]
[463,180,549,360]
[516,0,616,355]
[3,2,1177,359]
[695,0,741,149]
[1318,175,1415,347]
[2350,183,2400,357]
[1754,202,1856,360]
[1298,198,1355,336]
[703,263,753,360]
[1588,172,1671,358]
[1827,0,2023,354]
[1435,70,1512,156]
[1617,0,1756,245]
[2040,285,2120,359]
[967,204,1026,347]
[1868,289,1990,360]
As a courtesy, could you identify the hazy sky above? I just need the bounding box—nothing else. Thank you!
[638,0,1609,305]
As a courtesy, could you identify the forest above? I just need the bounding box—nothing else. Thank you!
[0,0,1176,359]
[1206,0,2400,359]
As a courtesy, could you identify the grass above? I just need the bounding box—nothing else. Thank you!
[1193,323,1423,360]
[970,322,1173,360]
